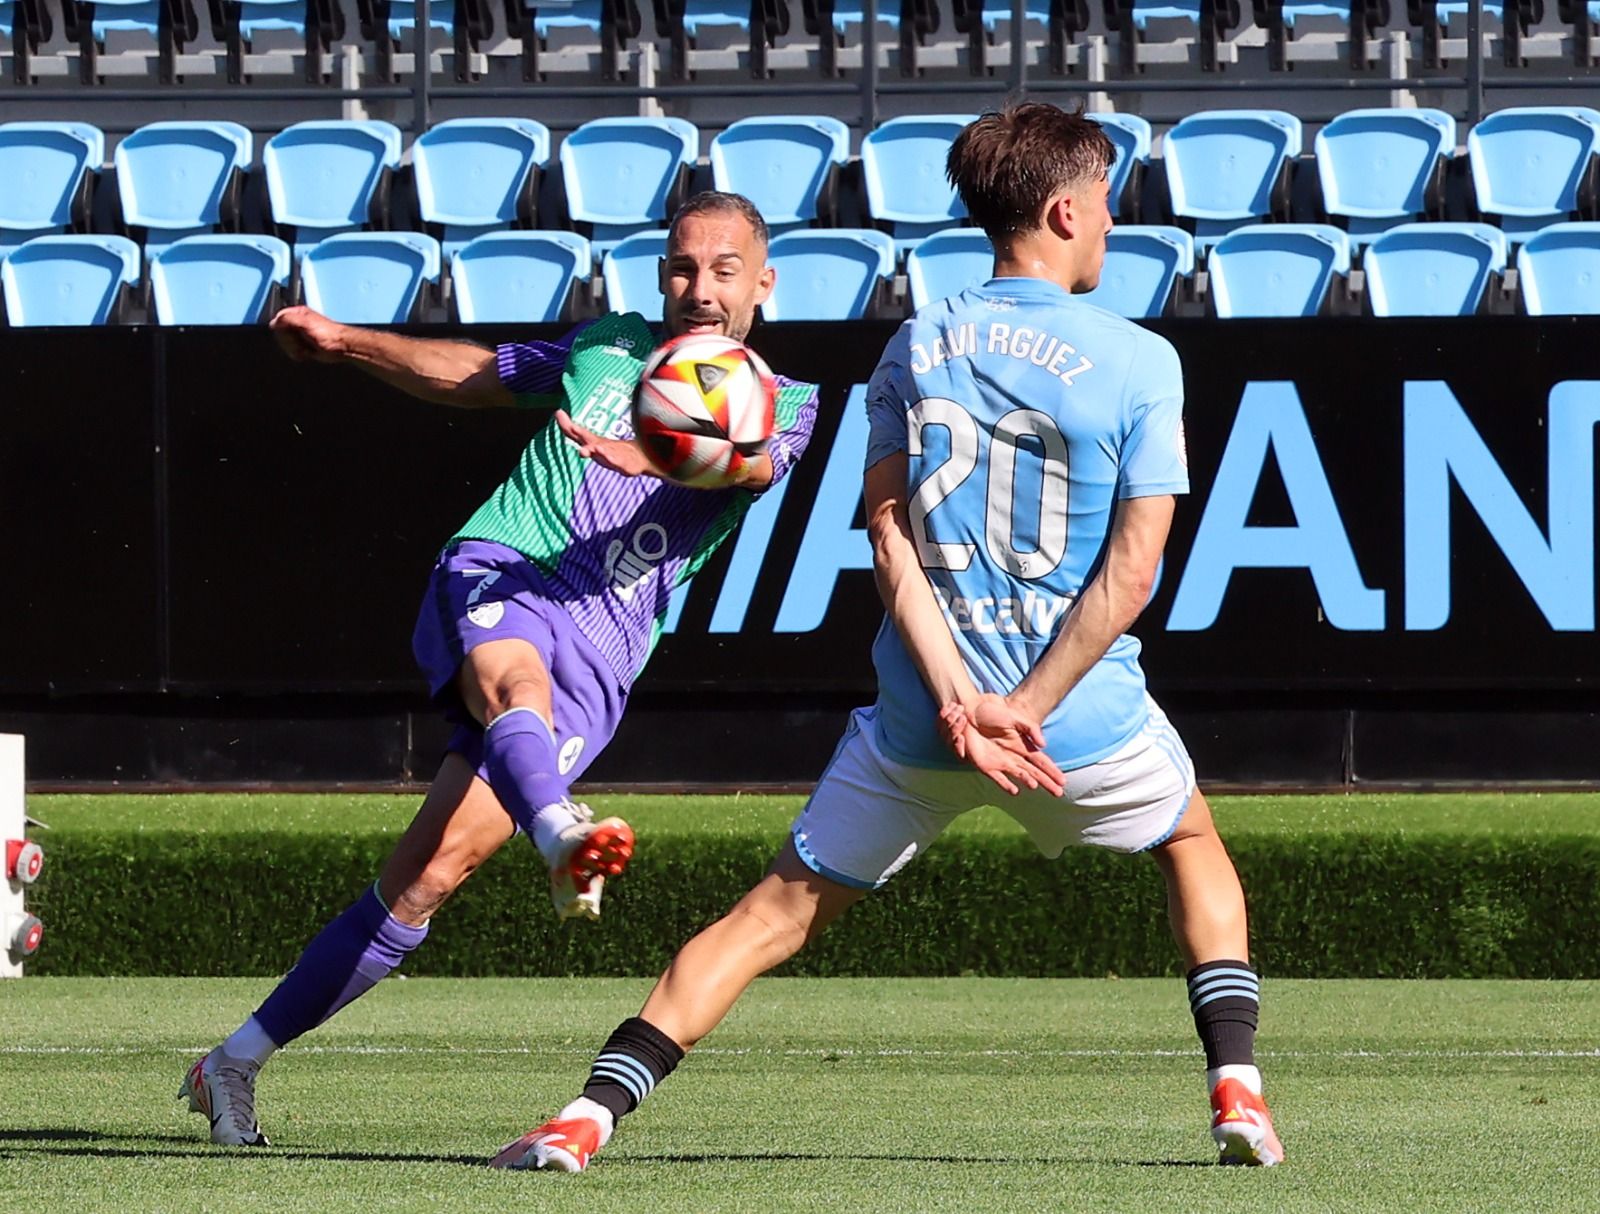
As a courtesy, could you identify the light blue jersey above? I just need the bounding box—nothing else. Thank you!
[864,275,1189,770]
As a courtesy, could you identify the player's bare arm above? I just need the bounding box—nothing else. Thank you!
[866,453,1064,796]
[1007,493,1175,725]
[269,305,514,408]
[555,409,776,488]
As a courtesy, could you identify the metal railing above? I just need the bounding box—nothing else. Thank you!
[2,0,1594,131]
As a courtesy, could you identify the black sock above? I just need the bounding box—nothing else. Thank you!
[579,1016,685,1123]
[1187,960,1259,1069]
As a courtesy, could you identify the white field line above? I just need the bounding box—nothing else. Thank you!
[4,1045,1600,1060]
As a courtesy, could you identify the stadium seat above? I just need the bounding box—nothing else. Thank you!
[113,122,251,256]
[1,234,139,326]
[655,0,788,80]
[559,117,698,249]
[357,0,494,81]
[1079,225,1194,318]
[1467,107,1600,241]
[709,117,849,233]
[412,118,552,258]
[206,0,345,84]
[263,120,403,258]
[950,0,1082,77]
[1163,110,1302,246]
[860,115,976,249]
[1314,109,1455,243]
[1362,223,1506,317]
[300,231,441,324]
[1088,112,1152,222]
[451,231,591,323]
[1517,222,1600,315]
[509,0,642,81]
[1411,0,1540,67]
[905,229,994,309]
[0,123,104,255]
[1,0,53,82]
[148,234,292,325]
[803,0,940,75]
[1254,0,1387,69]
[763,229,896,320]
[1207,223,1350,317]
[601,230,667,321]
[1104,0,1241,70]
[65,0,200,83]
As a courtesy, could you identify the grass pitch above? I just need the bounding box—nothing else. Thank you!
[3,977,1598,1213]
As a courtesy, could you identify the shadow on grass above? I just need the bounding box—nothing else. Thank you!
[1,1129,1214,1171]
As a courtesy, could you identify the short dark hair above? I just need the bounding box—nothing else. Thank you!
[946,103,1116,245]
[667,191,770,250]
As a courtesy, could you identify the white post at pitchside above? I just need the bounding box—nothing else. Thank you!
[1,735,42,979]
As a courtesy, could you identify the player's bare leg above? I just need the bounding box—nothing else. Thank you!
[457,638,635,920]
[491,841,863,1171]
[1150,790,1283,1167]
[184,754,515,1145]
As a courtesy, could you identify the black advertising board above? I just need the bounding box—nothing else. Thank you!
[1,319,1596,699]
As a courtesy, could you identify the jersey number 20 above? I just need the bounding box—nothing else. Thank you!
[907,396,1070,581]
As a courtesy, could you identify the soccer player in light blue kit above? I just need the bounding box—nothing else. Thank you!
[506,104,1282,1172]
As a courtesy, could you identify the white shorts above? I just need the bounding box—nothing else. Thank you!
[791,697,1196,890]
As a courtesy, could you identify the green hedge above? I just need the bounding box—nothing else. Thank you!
[24,794,1600,979]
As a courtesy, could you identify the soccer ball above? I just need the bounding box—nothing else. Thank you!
[632,333,777,488]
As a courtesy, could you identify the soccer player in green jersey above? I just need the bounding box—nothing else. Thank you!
[180,192,820,1150]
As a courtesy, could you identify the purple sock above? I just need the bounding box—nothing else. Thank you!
[482,707,568,836]
[252,885,428,1047]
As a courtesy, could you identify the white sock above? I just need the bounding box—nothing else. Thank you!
[556,1096,616,1147]
[531,801,584,865]
[1207,1064,1262,1096]
[220,1016,278,1067]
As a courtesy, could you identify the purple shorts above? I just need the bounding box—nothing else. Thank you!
[412,539,626,791]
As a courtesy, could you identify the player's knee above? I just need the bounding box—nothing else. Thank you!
[727,898,814,968]
[480,669,550,724]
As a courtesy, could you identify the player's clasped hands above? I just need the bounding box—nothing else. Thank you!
[939,693,1066,798]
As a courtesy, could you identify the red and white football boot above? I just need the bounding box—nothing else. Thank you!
[548,806,635,921]
[490,1115,607,1172]
[1211,1076,1284,1166]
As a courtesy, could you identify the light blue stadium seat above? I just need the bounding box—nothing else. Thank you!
[1315,109,1456,243]
[1517,222,1600,315]
[301,231,441,324]
[533,0,602,36]
[1079,225,1194,318]
[710,116,849,232]
[114,122,251,256]
[452,231,591,323]
[236,0,306,37]
[385,0,454,39]
[413,118,552,258]
[264,120,404,257]
[860,115,977,248]
[1163,110,1302,246]
[0,123,105,255]
[560,117,698,249]
[1362,222,1505,317]
[978,0,1051,29]
[827,0,901,35]
[149,234,291,325]
[601,230,667,322]
[763,228,896,320]
[1129,0,1199,26]
[905,229,994,310]
[1208,223,1349,318]
[683,0,750,33]
[87,0,160,41]
[1088,113,1152,220]
[2,234,139,326]
[1435,0,1502,25]
[1277,0,1349,23]
[1468,107,1600,241]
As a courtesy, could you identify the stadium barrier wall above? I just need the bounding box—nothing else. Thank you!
[3,319,1599,786]
[27,815,1600,978]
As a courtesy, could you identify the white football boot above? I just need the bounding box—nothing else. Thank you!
[180,1048,270,1146]
[548,803,635,921]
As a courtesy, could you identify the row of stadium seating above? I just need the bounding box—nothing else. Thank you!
[5,219,1598,324]
[2,0,1595,84]
[4,107,1599,257]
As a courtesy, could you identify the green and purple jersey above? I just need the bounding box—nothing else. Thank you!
[452,312,818,689]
